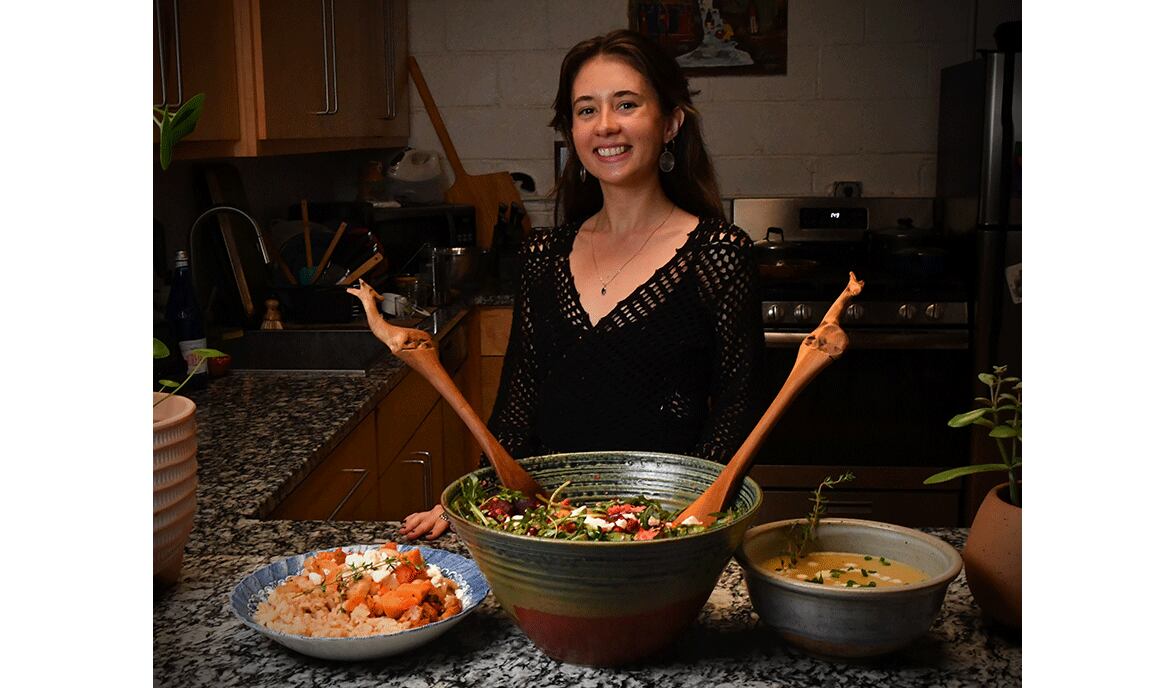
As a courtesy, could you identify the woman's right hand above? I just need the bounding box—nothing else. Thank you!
[398,503,450,540]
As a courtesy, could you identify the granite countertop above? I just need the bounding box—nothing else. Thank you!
[154,301,1021,687]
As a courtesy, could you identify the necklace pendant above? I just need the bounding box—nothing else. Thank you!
[601,287,607,295]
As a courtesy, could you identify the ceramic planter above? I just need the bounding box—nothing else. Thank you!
[962,482,1021,628]
[153,392,198,585]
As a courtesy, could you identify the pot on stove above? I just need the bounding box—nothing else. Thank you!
[869,219,948,277]
[753,227,821,281]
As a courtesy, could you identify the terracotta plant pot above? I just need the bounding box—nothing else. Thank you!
[153,392,198,586]
[962,482,1021,628]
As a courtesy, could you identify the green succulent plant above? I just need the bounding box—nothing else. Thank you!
[153,93,205,170]
[924,365,1022,507]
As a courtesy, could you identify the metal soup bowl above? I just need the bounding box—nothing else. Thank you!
[440,451,762,667]
[735,518,963,659]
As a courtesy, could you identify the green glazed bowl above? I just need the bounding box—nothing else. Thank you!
[440,451,762,667]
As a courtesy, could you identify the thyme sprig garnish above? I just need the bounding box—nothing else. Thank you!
[781,472,856,565]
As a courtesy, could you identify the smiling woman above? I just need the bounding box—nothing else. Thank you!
[400,29,764,542]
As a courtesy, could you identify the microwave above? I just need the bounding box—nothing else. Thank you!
[292,201,476,277]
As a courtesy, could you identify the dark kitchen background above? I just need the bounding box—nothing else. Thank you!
[149,0,1025,530]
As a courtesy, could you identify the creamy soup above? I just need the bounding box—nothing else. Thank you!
[770,551,927,588]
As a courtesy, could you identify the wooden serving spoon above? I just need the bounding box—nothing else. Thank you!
[671,272,866,528]
[347,279,545,497]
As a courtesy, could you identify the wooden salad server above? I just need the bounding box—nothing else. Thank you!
[672,272,865,528]
[347,279,546,497]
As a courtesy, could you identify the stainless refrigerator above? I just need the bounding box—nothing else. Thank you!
[935,21,1021,517]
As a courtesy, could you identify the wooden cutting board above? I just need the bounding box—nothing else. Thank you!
[408,56,531,249]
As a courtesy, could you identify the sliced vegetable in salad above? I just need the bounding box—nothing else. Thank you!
[449,476,741,541]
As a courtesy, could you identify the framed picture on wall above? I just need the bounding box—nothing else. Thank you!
[628,0,788,76]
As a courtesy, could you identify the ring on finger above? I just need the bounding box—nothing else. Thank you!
[439,513,449,523]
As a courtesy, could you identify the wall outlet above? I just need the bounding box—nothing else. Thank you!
[833,181,863,198]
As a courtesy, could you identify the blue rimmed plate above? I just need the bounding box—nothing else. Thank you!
[230,544,489,661]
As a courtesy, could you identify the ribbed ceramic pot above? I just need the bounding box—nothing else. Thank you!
[441,451,762,667]
[961,483,1021,629]
[153,392,198,585]
[735,519,963,659]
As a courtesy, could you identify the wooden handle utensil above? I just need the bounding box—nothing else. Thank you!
[346,280,545,497]
[671,272,865,528]
[336,252,384,285]
[310,221,347,284]
[300,199,313,268]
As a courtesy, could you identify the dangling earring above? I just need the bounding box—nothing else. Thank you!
[659,140,676,173]
[579,164,586,182]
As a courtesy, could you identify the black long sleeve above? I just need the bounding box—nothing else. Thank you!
[486,217,764,464]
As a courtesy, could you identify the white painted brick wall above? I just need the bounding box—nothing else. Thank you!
[406,0,1001,214]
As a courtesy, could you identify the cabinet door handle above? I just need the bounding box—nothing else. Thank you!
[381,0,396,119]
[328,468,369,520]
[154,0,168,107]
[154,0,184,108]
[403,451,433,504]
[313,0,338,115]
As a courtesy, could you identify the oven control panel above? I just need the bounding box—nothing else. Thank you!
[762,301,968,328]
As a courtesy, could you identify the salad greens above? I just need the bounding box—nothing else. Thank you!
[450,476,741,541]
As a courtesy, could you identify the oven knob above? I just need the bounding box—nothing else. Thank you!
[925,303,943,320]
[898,303,917,321]
[793,304,813,322]
[765,304,780,323]
[846,303,864,321]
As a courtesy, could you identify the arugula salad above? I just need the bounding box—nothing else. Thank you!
[449,476,741,541]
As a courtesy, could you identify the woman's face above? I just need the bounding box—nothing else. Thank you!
[569,55,682,190]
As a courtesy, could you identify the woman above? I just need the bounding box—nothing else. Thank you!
[397,29,764,539]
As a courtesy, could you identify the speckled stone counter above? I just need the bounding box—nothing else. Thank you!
[154,302,1021,687]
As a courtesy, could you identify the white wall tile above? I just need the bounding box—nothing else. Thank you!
[497,50,567,107]
[407,0,447,53]
[812,154,930,196]
[400,0,985,200]
[789,0,865,47]
[409,54,500,107]
[545,0,629,50]
[713,156,814,200]
[819,44,930,99]
[445,0,550,51]
[860,99,939,153]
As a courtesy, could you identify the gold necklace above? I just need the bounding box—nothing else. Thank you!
[590,206,675,295]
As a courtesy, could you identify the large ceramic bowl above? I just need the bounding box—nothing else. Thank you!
[440,451,762,667]
[735,518,962,659]
[230,544,489,661]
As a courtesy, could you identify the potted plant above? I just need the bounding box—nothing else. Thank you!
[924,365,1021,628]
[153,339,225,586]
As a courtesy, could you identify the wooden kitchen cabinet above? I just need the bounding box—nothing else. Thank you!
[479,306,513,421]
[379,402,445,518]
[270,412,379,520]
[153,0,242,143]
[156,0,409,161]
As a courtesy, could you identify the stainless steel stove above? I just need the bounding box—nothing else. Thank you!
[733,197,976,528]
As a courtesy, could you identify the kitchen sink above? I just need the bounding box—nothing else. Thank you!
[215,317,427,374]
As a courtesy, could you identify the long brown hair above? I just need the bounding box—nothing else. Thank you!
[549,29,724,225]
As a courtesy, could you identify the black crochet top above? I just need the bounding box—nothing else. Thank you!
[486,216,765,464]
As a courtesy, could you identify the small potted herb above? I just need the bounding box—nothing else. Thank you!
[923,365,1022,505]
[925,364,1022,629]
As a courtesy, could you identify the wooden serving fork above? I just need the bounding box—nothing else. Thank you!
[672,272,865,528]
[347,280,545,497]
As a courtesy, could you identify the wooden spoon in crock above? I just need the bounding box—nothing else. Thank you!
[347,280,545,497]
[671,272,865,528]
